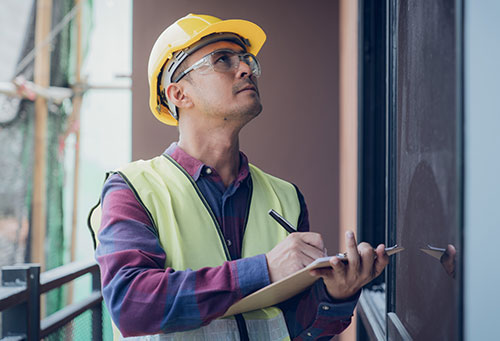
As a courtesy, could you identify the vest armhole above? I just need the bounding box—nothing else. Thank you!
[87,172,114,250]
[87,201,100,250]
[116,171,160,238]
[291,183,305,228]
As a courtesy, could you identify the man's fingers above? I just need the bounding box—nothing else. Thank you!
[286,232,325,264]
[310,256,346,278]
[345,231,360,269]
[330,256,346,277]
[296,232,325,251]
[358,242,375,278]
[299,243,327,264]
[319,240,391,300]
[310,267,333,279]
[373,244,389,277]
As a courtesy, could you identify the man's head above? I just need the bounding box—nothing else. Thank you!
[147,14,266,126]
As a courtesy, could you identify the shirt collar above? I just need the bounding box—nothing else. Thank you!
[163,142,250,183]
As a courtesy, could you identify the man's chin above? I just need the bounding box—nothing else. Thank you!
[245,102,263,119]
[224,100,262,123]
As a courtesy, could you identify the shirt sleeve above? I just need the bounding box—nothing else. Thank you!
[96,173,270,337]
[278,185,359,340]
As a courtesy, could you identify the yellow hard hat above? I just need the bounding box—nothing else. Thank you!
[148,13,267,126]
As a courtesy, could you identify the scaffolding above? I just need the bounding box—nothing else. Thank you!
[0,0,92,318]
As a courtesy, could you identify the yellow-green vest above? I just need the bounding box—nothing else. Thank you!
[90,154,302,340]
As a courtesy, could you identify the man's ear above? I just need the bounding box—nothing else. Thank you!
[165,83,193,109]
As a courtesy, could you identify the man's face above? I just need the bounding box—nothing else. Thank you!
[179,41,262,124]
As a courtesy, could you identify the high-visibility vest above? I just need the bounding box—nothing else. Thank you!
[89,154,301,340]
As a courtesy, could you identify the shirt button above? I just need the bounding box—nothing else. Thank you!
[306,332,312,337]
[322,305,330,311]
[205,168,212,175]
[226,239,232,247]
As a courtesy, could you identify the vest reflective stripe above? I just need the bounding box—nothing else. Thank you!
[103,155,300,340]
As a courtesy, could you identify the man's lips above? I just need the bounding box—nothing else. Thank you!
[239,85,257,93]
[236,86,259,97]
[234,81,259,95]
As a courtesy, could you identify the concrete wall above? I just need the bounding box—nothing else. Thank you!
[464,0,500,339]
[132,0,341,250]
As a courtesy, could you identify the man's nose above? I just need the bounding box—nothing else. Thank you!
[236,59,252,79]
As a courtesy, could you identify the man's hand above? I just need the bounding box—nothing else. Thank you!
[266,232,326,283]
[310,231,389,300]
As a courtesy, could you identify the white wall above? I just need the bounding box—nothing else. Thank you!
[464,0,500,339]
[0,0,32,81]
[62,0,132,264]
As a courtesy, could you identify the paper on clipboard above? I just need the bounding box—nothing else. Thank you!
[223,246,404,317]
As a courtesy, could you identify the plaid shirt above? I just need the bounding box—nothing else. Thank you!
[96,143,356,339]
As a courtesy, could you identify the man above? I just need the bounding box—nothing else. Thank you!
[91,13,388,340]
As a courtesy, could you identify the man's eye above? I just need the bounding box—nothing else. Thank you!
[215,56,229,63]
[214,53,232,65]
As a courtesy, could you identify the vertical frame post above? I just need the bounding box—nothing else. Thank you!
[91,269,102,340]
[385,0,398,322]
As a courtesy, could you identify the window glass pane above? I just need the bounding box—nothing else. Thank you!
[392,1,460,339]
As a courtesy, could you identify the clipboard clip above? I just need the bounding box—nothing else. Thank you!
[335,245,404,263]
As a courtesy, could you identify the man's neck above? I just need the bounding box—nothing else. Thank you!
[178,126,241,187]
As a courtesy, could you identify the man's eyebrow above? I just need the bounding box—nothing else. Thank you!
[212,48,245,53]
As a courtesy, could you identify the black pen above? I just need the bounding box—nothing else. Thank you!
[268,209,296,234]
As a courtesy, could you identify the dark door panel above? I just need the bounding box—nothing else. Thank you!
[388,1,461,340]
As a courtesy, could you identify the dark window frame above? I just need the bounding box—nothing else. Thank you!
[356,0,389,339]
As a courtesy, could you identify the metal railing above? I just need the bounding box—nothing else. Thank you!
[0,260,102,340]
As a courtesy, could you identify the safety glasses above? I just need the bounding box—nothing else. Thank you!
[173,49,261,83]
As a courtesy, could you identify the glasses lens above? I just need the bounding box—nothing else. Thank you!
[203,50,261,77]
[210,51,239,72]
[245,54,261,77]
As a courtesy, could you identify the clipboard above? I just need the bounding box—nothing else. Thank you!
[223,246,404,317]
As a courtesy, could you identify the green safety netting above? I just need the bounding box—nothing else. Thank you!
[0,0,98,328]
